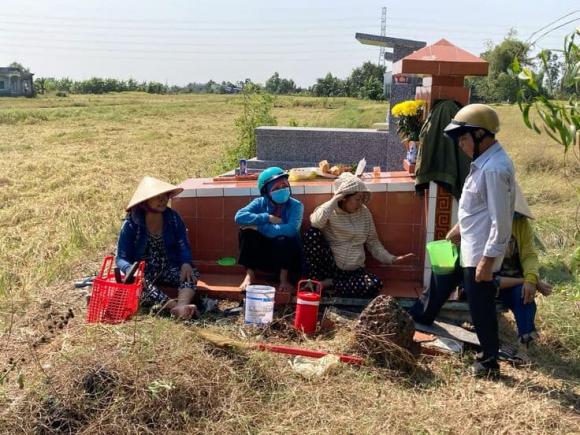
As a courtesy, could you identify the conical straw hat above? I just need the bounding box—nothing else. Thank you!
[126,176,183,211]
[514,181,533,219]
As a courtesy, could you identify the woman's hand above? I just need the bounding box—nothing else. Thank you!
[332,192,345,202]
[180,263,197,284]
[393,253,415,264]
[522,282,537,304]
[537,280,553,297]
[269,215,282,224]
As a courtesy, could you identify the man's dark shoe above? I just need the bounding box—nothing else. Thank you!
[471,356,500,378]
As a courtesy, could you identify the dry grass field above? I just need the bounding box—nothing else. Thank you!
[0,93,578,433]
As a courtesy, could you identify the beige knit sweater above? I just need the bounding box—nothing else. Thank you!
[310,173,395,271]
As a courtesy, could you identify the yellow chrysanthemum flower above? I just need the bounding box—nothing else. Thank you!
[391,100,424,117]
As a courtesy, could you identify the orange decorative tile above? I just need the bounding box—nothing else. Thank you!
[367,266,423,283]
[196,218,224,253]
[187,230,197,257]
[376,223,415,255]
[197,197,224,219]
[224,196,251,220]
[367,192,387,224]
[172,197,196,219]
[380,280,423,298]
[386,192,423,224]
[223,222,241,256]
[196,250,225,262]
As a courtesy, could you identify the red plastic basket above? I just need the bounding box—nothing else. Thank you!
[86,256,145,324]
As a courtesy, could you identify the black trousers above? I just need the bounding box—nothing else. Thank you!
[303,227,382,298]
[408,263,462,325]
[238,229,302,274]
[463,267,499,360]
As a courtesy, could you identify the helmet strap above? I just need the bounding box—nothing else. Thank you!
[470,129,491,160]
[470,131,480,160]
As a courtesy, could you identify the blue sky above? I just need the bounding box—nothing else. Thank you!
[1,0,578,86]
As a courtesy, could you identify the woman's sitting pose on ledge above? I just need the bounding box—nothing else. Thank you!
[116,176,199,320]
[235,167,304,293]
[305,173,415,298]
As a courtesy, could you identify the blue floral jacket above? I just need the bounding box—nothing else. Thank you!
[116,208,193,273]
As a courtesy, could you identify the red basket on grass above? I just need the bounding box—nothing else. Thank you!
[86,256,145,324]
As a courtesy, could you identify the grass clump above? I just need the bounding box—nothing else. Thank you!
[1,320,288,433]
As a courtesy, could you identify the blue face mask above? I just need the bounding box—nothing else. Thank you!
[270,187,291,204]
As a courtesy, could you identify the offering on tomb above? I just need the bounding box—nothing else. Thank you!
[318,160,355,176]
[318,160,330,173]
[329,165,341,176]
[288,167,319,181]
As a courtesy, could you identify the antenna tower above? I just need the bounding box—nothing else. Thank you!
[378,7,387,66]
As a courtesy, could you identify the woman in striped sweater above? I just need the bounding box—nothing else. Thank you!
[304,173,414,298]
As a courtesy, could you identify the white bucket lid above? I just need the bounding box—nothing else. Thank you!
[246,285,275,294]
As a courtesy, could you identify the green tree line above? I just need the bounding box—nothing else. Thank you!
[11,32,576,103]
[468,30,576,103]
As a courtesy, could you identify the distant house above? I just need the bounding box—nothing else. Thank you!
[0,67,35,97]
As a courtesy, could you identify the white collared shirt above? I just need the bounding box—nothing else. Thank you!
[458,142,515,271]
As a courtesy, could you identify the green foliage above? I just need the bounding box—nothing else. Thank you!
[359,76,384,101]
[510,29,579,154]
[225,85,277,168]
[311,73,347,97]
[346,62,386,100]
[31,77,191,95]
[265,72,297,95]
[541,50,563,97]
[146,81,167,94]
[8,61,29,72]
[312,62,386,100]
[469,31,533,103]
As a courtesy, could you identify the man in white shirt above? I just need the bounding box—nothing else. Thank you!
[444,104,516,377]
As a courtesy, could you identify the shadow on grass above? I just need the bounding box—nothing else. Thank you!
[498,372,580,413]
[530,340,580,382]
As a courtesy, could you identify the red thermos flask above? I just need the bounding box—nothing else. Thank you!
[294,280,323,334]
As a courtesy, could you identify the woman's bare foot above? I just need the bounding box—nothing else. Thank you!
[240,270,255,291]
[170,304,197,320]
[278,279,293,293]
[278,269,294,293]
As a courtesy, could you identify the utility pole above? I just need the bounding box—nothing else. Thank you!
[378,7,387,66]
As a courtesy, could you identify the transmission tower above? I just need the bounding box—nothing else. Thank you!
[378,7,387,66]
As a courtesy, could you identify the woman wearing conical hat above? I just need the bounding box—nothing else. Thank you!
[116,176,199,320]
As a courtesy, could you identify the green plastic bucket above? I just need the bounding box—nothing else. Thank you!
[426,240,458,275]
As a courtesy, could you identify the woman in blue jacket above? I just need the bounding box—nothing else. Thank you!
[116,176,199,320]
[235,167,304,293]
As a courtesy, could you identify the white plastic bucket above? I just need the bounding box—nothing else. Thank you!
[245,285,275,325]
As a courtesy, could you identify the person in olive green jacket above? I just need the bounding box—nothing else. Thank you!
[489,183,552,347]
[410,183,552,349]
